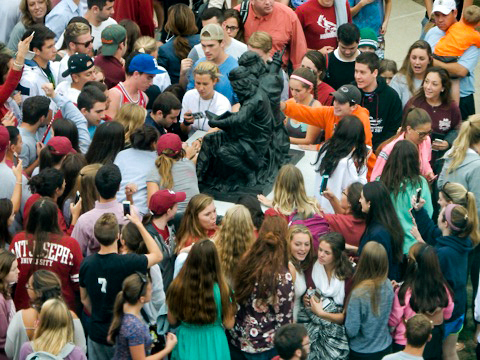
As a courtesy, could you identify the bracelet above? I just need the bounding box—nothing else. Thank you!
[16,181,22,185]
[13,61,23,69]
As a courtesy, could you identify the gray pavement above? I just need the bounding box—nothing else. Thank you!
[384,0,479,110]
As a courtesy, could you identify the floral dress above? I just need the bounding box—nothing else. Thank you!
[228,269,294,354]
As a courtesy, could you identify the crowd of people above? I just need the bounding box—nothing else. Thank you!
[0,0,480,359]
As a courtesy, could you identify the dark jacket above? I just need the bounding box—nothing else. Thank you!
[353,76,403,151]
[358,221,401,282]
[413,207,473,321]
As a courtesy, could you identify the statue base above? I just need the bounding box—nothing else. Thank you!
[199,148,305,202]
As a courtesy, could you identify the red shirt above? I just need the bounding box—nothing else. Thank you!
[113,0,155,37]
[324,213,365,248]
[94,55,125,89]
[152,222,170,246]
[236,2,307,69]
[10,232,83,310]
[23,194,72,235]
[0,68,22,122]
[265,208,289,223]
[296,0,352,50]
[317,81,335,106]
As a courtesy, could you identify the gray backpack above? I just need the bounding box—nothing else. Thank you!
[25,343,75,360]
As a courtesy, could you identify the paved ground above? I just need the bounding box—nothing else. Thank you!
[384,0,480,110]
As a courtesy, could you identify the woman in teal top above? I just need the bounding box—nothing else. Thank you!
[380,140,433,253]
[166,239,235,360]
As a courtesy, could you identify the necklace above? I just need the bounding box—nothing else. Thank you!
[198,92,215,130]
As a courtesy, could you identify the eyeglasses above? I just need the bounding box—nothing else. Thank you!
[414,129,432,138]
[342,190,347,196]
[74,37,94,47]
[25,283,33,290]
[225,25,239,32]
[136,271,147,300]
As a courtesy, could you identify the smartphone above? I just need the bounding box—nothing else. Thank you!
[74,191,80,205]
[320,175,329,194]
[415,187,422,204]
[191,112,204,120]
[122,201,131,217]
[313,289,322,302]
[13,152,18,164]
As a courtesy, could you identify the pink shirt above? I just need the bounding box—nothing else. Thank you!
[235,2,307,69]
[371,133,433,181]
[388,286,453,345]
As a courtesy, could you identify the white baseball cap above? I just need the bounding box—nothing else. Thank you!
[432,0,456,15]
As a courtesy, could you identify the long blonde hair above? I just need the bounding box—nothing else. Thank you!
[272,164,320,217]
[114,103,146,145]
[350,242,388,315]
[446,114,480,174]
[287,225,314,272]
[214,205,255,285]
[32,298,74,355]
[176,194,214,252]
[155,149,185,189]
[441,182,480,245]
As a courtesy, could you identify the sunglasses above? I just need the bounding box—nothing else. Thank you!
[74,37,95,48]
[135,271,147,300]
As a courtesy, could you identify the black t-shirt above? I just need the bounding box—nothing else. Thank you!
[79,253,148,345]
[324,52,356,90]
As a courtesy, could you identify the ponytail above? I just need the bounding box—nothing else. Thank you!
[444,204,474,239]
[107,291,125,344]
[466,192,480,245]
[155,149,185,189]
[39,145,65,172]
[447,114,480,174]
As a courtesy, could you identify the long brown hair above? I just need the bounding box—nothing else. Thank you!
[0,250,16,299]
[176,194,215,252]
[411,67,452,106]
[234,216,289,305]
[164,4,198,59]
[318,232,353,281]
[76,164,101,215]
[20,0,52,26]
[167,240,234,324]
[288,225,314,272]
[350,242,389,315]
[397,40,433,95]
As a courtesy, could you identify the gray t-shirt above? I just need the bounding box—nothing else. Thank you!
[146,158,199,213]
[389,73,423,110]
[382,351,423,360]
[18,127,38,169]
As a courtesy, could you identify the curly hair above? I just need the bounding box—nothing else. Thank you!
[214,205,255,285]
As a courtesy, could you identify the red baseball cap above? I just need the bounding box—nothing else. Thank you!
[0,126,9,162]
[156,133,182,157]
[47,136,76,156]
[149,189,186,215]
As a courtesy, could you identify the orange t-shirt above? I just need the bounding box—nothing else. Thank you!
[435,21,480,57]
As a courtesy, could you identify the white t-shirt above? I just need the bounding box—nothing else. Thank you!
[153,68,171,92]
[54,54,71,85]
[180,89,231,135]
[55,81,81,104]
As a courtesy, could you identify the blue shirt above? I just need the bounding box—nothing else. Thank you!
[45,0,81,41]
[426,26,479,97]
[187,55,239,105]
[348,0,384,35]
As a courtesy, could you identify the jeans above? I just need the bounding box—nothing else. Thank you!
[87,338,115,360]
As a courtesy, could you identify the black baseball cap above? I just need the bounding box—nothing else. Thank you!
[62,53,94,77]
[331,85,362,105]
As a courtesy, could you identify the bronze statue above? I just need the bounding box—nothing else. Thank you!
[196,51,291,195]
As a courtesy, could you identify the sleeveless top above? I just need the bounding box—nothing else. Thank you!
[286,98,315,139]
[113,82,147,109]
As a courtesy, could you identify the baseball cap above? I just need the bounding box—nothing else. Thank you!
[149,189,186,215]
[359,28,378,50]
[157,133,182,157]
[128,53,166,75]
[0,126,9,162]
[62,53,94,78]
[432,0,456,15]
[100,25,127,56]
[332,85,362,105]
[47,136,76,155]
[200,23,224,41]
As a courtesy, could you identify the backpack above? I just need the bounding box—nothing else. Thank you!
[288,211,330,251]
[26,343,75,360]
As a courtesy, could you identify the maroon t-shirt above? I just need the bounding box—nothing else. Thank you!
[296,0,352,50]
[324,213,366,248]
[317,81,335,106]
[94,55,126,89]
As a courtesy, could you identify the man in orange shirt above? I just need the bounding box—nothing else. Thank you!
[280,84,376,174]
[235,0,307,69]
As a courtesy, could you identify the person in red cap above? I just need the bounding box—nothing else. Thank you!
[146,133,199,214]
[36,136,77,174]
[144,189,186,290]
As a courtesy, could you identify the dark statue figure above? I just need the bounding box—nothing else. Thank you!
[196,51,292,197]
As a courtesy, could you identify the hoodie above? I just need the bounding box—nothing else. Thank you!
[354,76,403,151]
[438,148,480,221]
[413,207,473,321]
